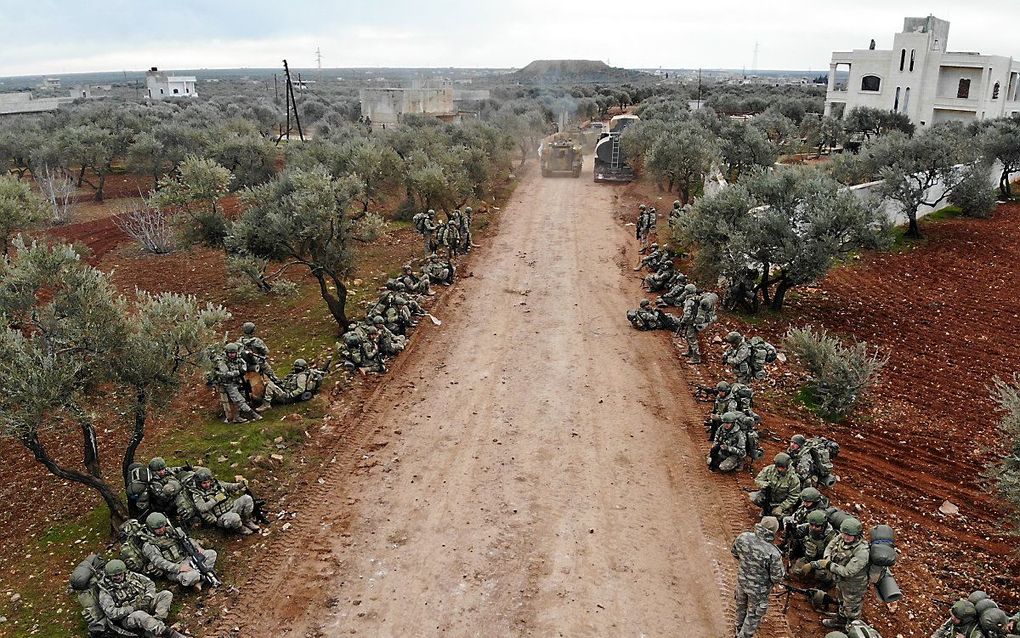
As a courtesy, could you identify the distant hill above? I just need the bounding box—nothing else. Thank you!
[505,60,650,85]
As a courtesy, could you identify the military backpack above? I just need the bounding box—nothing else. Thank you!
[748,336,777,376]
[118,519,152,574]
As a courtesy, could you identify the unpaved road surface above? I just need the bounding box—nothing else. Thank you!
[213,163,774,637]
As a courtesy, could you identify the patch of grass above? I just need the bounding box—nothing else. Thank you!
[924,204,964,223]
[795,384,846,424]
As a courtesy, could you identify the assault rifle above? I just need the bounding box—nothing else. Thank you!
[171,526,221,588]
[694,384,722,403]
[245,487,272,525]
[778,581,833,614]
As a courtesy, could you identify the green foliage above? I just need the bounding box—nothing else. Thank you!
[980,118,1020,198]
[354,211,387,242]
[950,162,997,218]
[719,120,778,180]
[988,376,1020,532]
[642,121,719,205]
[784,326,887,421]
[679,167,891,312]
[0,174,48,254]
[151,156,233,246]
[208,134,276,189]
[844,106,915,140]
[229,169,363,330]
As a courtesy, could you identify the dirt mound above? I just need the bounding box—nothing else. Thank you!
[506,59,650,84]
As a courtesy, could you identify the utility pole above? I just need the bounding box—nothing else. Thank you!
[697,68,702,110]
[316,47,323,83]
[752,41,760,74]
[274,73,279,101]
[276,59,304,144]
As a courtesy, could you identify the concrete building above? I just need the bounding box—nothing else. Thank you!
[0,92,73,116]
[359,78,489,129]
[145,67,197,100]
[825,16,1020,127]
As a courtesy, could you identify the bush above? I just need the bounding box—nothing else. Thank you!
[116,205,177,254]
[988,376,1020,531]
[784,326,887,420]
[353,212,386,242]
[950,162,997,218]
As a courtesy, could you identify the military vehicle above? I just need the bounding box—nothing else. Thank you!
[593,114,640,183]
[540,138,583,178]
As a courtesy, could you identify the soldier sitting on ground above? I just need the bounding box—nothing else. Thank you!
[627,299,661,331]
[140,513,217,592]
[96,560,185,638]
[783,487,832,556]
[186,467,261,535]
[658,279,693,308]
[750,453,802,518]
[136,458,190,516]
[708,412,746,473]
[814,517,871,630]
[644,260,676,292]
[634,243,662,271]
[790,509,837,587]
[360,328,386,374]
[262,358,329,407]
[422,253,455,286]
[372,315,406,357]
[396,264,431,296]
[208,343,262,423]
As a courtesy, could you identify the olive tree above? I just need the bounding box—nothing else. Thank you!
[0,239,227,525]
[980,118,1020,198]
[0,175,48,254]
[642,122,719,205]
[988,376,1020,532]
[679,167,890,312]
[228,169,363,331]
[150,156,233,246]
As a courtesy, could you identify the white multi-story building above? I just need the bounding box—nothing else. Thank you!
[145,67,197,100]
[825,16,1020,127]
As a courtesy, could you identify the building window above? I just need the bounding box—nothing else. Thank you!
[173,88,179,94]
[894,87,901,111]
[861,75,881,92]
[160,88,164,95]
[904,87,910,111]
[993,82,1000,99]
[910,50,916,72]
[958,79,971,99]
[899,49,906,71]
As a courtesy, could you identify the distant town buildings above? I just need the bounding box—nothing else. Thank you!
[825,15,1020,127]
[359,78,489,129]
[145,67,197,100]
[0,91,74,116]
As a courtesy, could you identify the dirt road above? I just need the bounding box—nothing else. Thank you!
[213,163,770,637]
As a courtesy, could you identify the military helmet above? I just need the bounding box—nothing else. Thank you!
[366,326,379,336]
[673,200,681,208]
[791,434,807,446]
[639,299,651,308]
[979,608,1008,632]
[394,282,407,291]
[758,516,780,536]
[823,633,848,638]
[650,242,658,249]
[464,206,472,213]
[639,204,646,210]
[145,512,168,530]
[736,385,753,399]
[104,559,128,577]
[684,283,697,294]
[968,591,989,604]
[162,479,181,497]
[225,343,241,354]
[721,411,740,423]
[427,209,435,215]
[373,315,385,325]
[951,599,978,621]
[293,359,308,371]
[974,599,998,614]
[242,322,256,335]
[725,331,742,344]
[800,487,822,503]
[395,296,407,305]
[806,509,828,525]
[193,467,213,483]
[715,381,731,392]
[774,452,791,467]
[699,297,712,310]
[839,517,863,537]
[737,414,755,428]
[148,457,167,472]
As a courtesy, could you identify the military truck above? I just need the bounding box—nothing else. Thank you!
[593,114,640,183]
[540,138,583,178]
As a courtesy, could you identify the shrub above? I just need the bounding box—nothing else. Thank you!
[354,212,386,242]
[987,376,1020,531]
[950,162,997,218]
[116,205,177,254]
[784,326,887,420]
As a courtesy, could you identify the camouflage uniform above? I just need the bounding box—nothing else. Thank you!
[459,206,473,253]
[731,518,785,638]
[627,300,661,331]
[187,474,257,533]
[751,460,802,517]
[423,254,454,285]
[211,345,260,423]
[644,262,675,292]
[142,524,217,588]
[412,210,438,255]
[659,279,693,307]
[97,572,174,638]
[789,511,836,584]
[372,315,407,356]
[136,460,187,515]
[931,600,979,638]
[680,293,717,364]
[264,360,324,405]
[636,205,649,248]
[440,219,460,257]
[239,323,278,382]
[636,244,662,271]
[360,330,386,373]
[398,265,430,296]
[709,418,746,472]
[822,529,872,625]
[724,333,754,383]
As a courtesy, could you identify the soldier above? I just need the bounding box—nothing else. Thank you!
[238,322,279,383]
[96,560,184,638]
[263,358,327,406]
[669,199,683,226]
[827,621,884,638]
[731,517,785,638]
[372,315,407,356]
[634,242,660,271]
[141,512,218,591]
[338,331,366,371]
[161,479,196,527]
[398,264,431,296]
[187,467,260,535]
[708,412,746,472]
[635,204,648,251]
[136,458,188,515]
[814,517,871,629]
[440,214,461,258]
[979,608,1009,637]
[644,260,675,292]
[723,331,754,383]
[459,206,473,253]
[412,209,438,255]
[423,253,454,286]
[361,327,386,374]
[659,279,694,308]
[680,292,717,364]
[787,434,809,478]
[785,486,831,533]
[931,599,980,638]
[210,343,261,423]
[750,453,802,518]
[790,509,837,585]
[647,206,658,243]
[705,380,734,439]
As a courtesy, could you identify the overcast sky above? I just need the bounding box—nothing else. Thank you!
[1,0,1017,77]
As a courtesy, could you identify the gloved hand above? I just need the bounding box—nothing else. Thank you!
[811,558,831,570]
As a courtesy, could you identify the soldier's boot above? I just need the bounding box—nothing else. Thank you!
[164,629,188,638]
[243,520,261,533]
[821,616,847,629]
